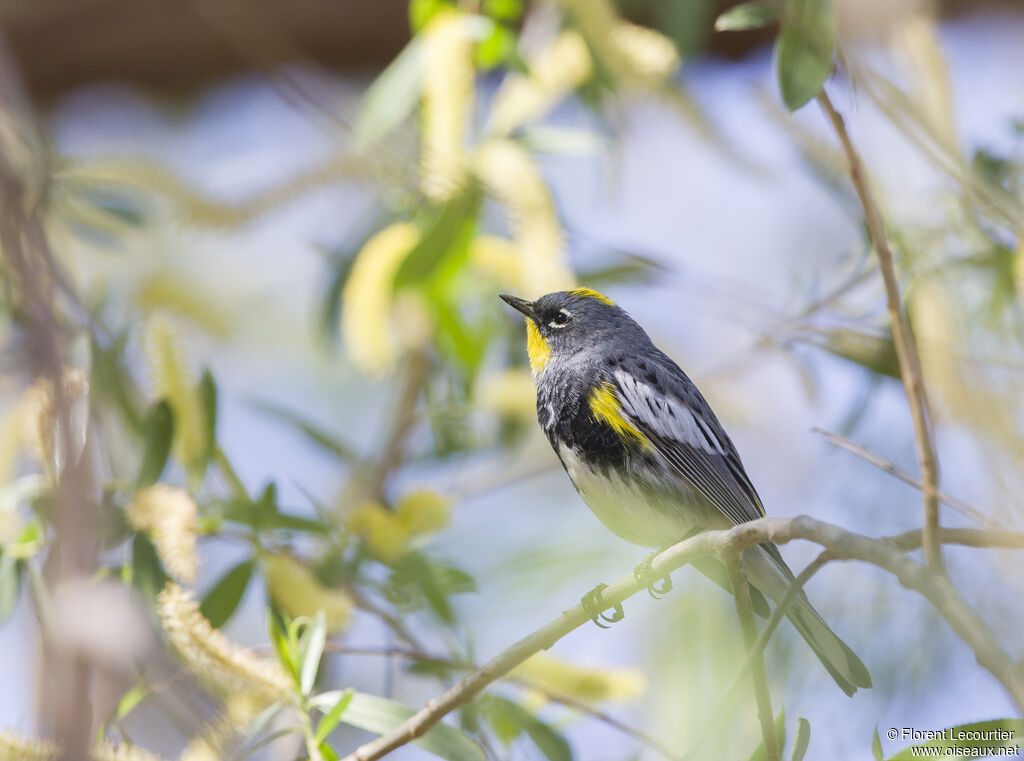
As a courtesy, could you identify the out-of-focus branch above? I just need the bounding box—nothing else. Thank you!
[339,516,1024,761]
[812,427,1004,531]
[817,89,944,572]
[726,554,779,761]
[0,38,96,761]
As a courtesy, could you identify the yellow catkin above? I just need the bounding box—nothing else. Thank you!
[135,275,233,340]
[555,0,678,90]
[18,369,89,471]
[178,693,264,761]
[474,139,575,299]
[511,652,646,704]
[894,13,955,151]
[0,730,60,761]
[487,30,593,135]
[348,501,410,562]
[264,554,353,634]
[910,278,962,422]
[157,584,291,701]
[128,485,199,585]
[420,9,474,202]
[396,490,451,535]
[469,235,522,289]
[341,223,423,375]
[143,315,206,474]
[476,368,537,422]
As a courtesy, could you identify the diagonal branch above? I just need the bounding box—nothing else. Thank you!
[817,88,944,571]
[812,427,1004,531]
[339,517,1024,761]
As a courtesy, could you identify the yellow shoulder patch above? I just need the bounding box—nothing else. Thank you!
[568,287,615,305]
[588,382,650,448]
[526,320,550,375]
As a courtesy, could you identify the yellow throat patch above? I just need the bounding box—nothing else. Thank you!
[568,287,615,305]
[526,319,550,375]
[588,382,650,447]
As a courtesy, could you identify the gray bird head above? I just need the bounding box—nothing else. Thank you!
[499,289,651,374]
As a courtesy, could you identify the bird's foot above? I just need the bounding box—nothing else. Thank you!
[634,551,673,599]
[581,583,624,628]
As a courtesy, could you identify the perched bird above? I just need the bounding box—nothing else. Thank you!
[500,288,871,696]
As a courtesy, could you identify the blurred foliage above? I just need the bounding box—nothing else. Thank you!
[0,1,1022,760]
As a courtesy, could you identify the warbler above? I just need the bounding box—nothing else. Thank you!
[500,288,871,696]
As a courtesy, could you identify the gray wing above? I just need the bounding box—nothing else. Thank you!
[610,354,766,528]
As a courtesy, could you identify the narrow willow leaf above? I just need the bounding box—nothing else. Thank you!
[300,611,328,696]
[775,0,836,111]
[791,718,810,761]
[314,688,354,744]
[715,2,779,32]
[115,684,149,720]
[131,533,168,603]
[354,39,422,147]
[0,555,20,624]
[248,398,359,461]
[478,695,571,761]
[136,400,174,487]
[310,691,485,761]
[748,708,786,761]
[393,188,480,289]
[872,725,883,761]
[198,368,218,475]
[200,559,254,629]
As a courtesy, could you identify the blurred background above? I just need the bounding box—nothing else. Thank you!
[0,0,1023,760]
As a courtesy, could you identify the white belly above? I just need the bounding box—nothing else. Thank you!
[557,444,727,548]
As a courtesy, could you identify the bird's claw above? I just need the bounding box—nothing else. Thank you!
[581,583,624,628]
[634,552,673,599]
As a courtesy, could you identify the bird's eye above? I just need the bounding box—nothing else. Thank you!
[549,310,571,328]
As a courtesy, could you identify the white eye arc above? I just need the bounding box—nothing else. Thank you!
[548,309,572,328]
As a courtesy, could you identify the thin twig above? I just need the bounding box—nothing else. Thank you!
[684,552,831,761]
[726,554,779,761]
[339,517,1024,761]
[818,88,944,571]
[812,427,1005,531]
[318,644,677,759]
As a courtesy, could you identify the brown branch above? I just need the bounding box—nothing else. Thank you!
[812,427,1005,531]
[339,516,1024,761]
[318,644,677,759]
[817,88,944,571]
[726,554,779,761]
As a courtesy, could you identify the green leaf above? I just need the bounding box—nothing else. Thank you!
[872,725,883,761]
[393,189,480,289]
[791,718,810,761]
[136,400,174,487]
[267,609,299,686]
[483,0,522,22]
[775,0,836,111]
[198,368,218,475]
[517,127,605,157]
[115,684,149,721]
[199,559,254,629]
[475,22,515,71]
[0,555,20,624]
[409,0,452,31]
[309,691,485,761]
[885,719,1024,760]
[354,38,422,147]
[715,2,779,31]
[314,688,354,744]
[478,695,571,761]
[131,533,168,603]
[320,742,340,761]
[299,611,328,696]
[248,399,358,461]
[748,708,786,761]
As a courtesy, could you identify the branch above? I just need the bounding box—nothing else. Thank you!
[817,88,944,571]
[726,554,779,761]
[340,517,1024,761]
[812,427,1005,531]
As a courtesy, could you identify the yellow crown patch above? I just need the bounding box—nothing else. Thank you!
[568,287,614,305]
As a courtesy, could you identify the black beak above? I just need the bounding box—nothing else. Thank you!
[499,293,537,320]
